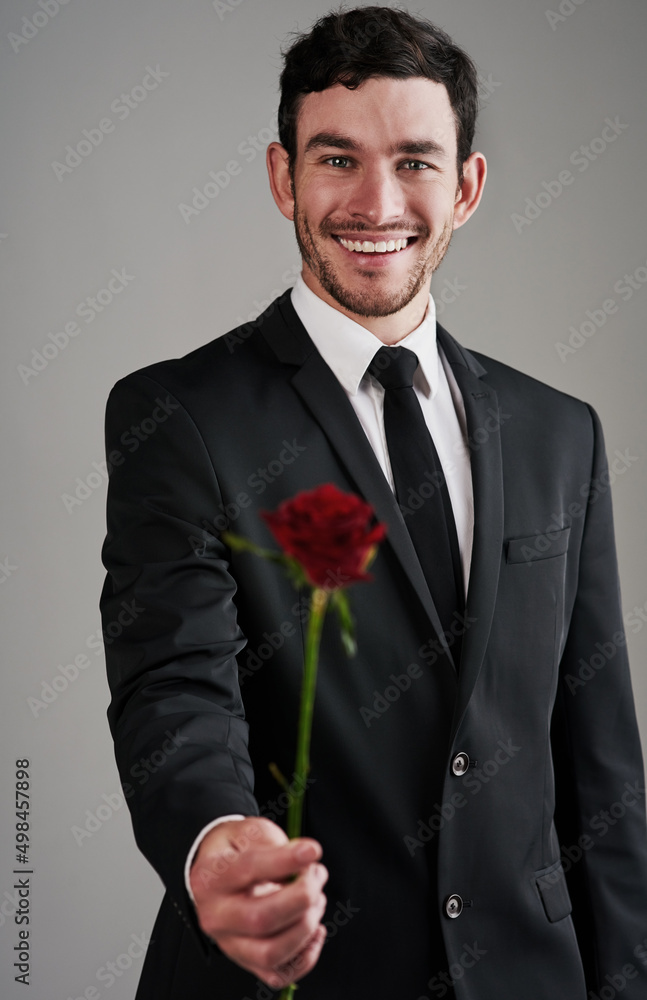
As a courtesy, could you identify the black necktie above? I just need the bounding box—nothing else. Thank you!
[368,346,464,657]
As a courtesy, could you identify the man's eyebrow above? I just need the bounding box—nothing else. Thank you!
[390,138,449,158]
[304,132,358,153]
[303,132,449,158]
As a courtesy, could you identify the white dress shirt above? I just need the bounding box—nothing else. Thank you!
[184,273,474,898]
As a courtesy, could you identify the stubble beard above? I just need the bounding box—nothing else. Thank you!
[293,201,455,318]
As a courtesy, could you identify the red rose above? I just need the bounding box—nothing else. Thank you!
[261,483,387,589]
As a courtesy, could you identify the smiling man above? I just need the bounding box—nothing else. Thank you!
[100,7,647,1000]
[274,73,482,339]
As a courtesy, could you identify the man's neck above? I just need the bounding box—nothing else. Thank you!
[300,268,431,346]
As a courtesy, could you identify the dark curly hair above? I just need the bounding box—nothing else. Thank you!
[278,6,480,183]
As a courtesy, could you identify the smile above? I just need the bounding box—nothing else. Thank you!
[335,236,414,253]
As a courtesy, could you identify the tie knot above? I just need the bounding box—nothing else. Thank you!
[367,346,419,390]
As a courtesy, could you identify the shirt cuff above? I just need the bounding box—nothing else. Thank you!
[184,815,246,905]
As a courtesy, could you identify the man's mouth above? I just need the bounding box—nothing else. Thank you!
[334,235,416,254]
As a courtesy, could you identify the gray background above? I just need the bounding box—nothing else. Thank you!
[1,0,646,996]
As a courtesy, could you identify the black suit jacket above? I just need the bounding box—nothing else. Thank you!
[100,290,647,999]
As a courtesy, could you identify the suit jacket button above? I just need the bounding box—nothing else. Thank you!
[444,894,463,919]
[451,752,470,776]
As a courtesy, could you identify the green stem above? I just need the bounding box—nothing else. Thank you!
[286,587,328,840]
[278,588,328,1000]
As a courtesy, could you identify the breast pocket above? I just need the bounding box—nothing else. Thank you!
[506,527,571,566]
[487,526,571,702]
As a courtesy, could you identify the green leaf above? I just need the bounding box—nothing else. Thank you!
[222,531,290,566]
[331,589,357,658]
[268,761,290,791]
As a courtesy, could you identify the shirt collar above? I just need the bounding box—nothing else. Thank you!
[290,273,440,398]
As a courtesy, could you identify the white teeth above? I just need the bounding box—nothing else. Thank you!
[338,237,410,253]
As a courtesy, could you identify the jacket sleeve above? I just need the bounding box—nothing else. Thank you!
[551,404,647,995]
[99,371,259,950]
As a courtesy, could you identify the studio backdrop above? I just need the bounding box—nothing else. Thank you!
[1,0,646,996]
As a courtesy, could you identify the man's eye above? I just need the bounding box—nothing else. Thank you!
[403,160,430,170]
[325,156,351,168]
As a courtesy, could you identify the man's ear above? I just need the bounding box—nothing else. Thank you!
[453,150,487,230]
[267,142,295,221]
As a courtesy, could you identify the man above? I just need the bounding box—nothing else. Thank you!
[100,7,647,999]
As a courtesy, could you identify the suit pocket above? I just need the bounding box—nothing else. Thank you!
[534,859,572,923]
[506,526,570,565]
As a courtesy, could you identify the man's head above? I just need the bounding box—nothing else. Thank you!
[278,6,479,186]
[267,7,486,334]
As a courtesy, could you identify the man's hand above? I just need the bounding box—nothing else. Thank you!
[189,817,328,989]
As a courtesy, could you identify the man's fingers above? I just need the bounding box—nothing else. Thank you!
[233,838,323,892]
[217,862,328,939]
[272,923,328,987]
[195,836,323,896]
[224,902,328,988]
[191,816,328,986]
[198,861,327,941]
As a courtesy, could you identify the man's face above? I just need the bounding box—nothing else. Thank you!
[287,76,464,319]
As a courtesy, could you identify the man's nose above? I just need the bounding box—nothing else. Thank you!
[345,167,406,225]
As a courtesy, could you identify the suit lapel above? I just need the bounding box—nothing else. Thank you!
[263,293,455,664]
[437,324,505,729]
[260,293,505,691]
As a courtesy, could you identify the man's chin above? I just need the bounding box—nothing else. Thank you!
[317,275,427,319]
[330,295,413,319]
